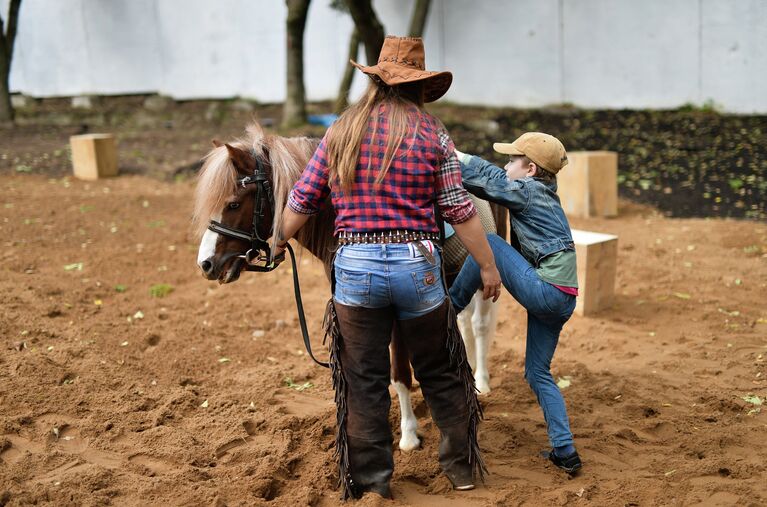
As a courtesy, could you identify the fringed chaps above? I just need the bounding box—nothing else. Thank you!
[444,298,488,482]
[396,298,488,486]
[323,298,353,500]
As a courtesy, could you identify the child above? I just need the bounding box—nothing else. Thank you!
[451,132,582,474]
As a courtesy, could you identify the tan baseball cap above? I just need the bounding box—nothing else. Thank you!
[493,132,569,173]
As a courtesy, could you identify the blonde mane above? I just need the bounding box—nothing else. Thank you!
[192,123,336,268]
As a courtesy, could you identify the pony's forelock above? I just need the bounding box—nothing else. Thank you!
[192,146,236,238]
[191,125,268,238]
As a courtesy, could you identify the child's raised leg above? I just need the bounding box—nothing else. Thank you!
[449,234,547,315]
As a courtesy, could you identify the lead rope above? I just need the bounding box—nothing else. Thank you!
[284,243,330,368]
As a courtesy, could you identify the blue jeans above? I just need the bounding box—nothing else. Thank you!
[449,234,577,448]
[334,242,446,320]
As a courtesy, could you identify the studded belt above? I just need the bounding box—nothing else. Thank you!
[336,230,441,245]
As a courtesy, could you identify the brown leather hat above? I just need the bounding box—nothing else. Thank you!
[351,35,452,103]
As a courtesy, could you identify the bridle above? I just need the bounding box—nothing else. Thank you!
[207,153,278,272]
[206,151,329,368]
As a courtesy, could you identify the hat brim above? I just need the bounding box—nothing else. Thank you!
[351,60,452,103]
[493,142,525,156]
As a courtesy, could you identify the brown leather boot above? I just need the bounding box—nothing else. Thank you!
[395,300,486,490]
[325,301,396,500]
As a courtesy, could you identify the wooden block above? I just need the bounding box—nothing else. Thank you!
[571,229,618,316]
[558,151,618,218]
[70,134,118,180]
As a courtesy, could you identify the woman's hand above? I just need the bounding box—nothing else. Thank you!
[479,262,502,302]
[451,215,502,302]
[271,241,288,266]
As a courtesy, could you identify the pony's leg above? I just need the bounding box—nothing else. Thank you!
[457,294,478,373]
[390,325,420,451]
[471,294,498,394]
[392,381,419,451]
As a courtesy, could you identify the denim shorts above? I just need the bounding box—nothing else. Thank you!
[333,242,446,320]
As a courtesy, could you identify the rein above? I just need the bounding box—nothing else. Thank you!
[207,153,329,368]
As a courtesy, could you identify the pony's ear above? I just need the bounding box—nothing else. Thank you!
[212,139,223,148]
[225,143,252,175]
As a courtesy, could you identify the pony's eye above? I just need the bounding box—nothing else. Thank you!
[228,202,240,210]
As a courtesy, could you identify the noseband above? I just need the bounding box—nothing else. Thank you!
[207,153,279,272]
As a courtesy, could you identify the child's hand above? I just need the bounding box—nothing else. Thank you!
[453,148,471,165]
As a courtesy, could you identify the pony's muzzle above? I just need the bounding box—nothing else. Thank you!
[199,251,244,282]
[200,258,217,279]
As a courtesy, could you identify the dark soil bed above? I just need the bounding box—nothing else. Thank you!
[438,106,766,221]
[2,96,765,220]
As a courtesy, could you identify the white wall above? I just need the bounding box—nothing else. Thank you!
[5,0,766,112]
[562,0,701,109]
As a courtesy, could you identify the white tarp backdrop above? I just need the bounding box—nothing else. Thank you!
[4,0,766,113]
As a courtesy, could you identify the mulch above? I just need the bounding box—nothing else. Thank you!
[2,96,765,221]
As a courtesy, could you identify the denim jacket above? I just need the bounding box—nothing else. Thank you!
[460,155,574,267]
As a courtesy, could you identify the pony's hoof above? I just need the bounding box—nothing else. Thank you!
[399,433,420,452]
[475,376,491,395]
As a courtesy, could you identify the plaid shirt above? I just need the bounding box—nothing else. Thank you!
[288,106,476,234]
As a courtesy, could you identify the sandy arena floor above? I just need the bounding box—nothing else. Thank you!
[1,170,766,506]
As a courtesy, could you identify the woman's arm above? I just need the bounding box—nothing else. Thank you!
[277,207,311,249]
[276,136,331,257]
[434,131,501,301]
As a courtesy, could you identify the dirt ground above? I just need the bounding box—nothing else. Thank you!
[1,101,767,506]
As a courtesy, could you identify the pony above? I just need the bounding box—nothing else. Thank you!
[193,122,506,451]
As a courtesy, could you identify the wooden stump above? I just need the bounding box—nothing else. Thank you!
[70,134,118,181]
[571,229,618,316]
[558,151,618,218]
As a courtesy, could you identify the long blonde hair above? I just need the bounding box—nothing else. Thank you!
[326,79,424,192]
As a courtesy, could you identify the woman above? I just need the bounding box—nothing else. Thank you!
[277,36,501,499]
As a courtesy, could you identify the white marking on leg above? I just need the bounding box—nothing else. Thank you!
[393,381,420,451]
[472,294,498,394]
[197,213,221,267]
[458,294,477,372]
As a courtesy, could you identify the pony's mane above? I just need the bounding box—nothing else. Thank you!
[192,123,336,269]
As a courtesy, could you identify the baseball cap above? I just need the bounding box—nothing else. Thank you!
[493,132,568,173]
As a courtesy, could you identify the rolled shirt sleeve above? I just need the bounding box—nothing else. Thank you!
[288,135,331,215]
[435,130,477,224]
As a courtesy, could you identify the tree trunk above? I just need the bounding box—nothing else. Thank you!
[0,42,12,124]
[334,28,360,114]
[343,0,384,65]
[0,0,22,124]
[283,0,311,128]
[408,0,431,38]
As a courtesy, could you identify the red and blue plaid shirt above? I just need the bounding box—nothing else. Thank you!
[288,105,476,234]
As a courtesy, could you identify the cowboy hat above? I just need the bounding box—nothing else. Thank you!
[351,35,452,103]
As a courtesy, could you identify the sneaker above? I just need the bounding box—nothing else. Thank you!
[542,449,583,474]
